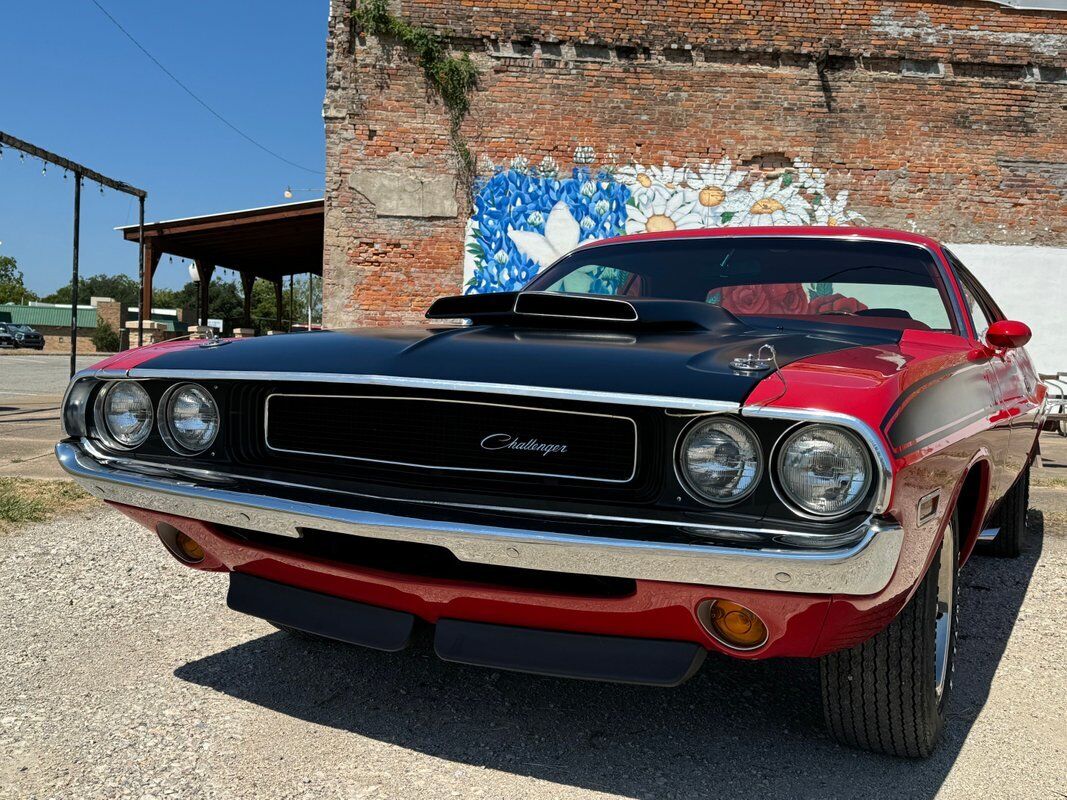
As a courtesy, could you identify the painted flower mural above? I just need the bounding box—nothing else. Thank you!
[463,154,864,294]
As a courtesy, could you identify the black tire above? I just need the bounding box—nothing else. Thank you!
[820,512,959,758]
[977,463,1029,558]
[268,621,334,642]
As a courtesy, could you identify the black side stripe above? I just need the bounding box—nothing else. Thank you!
[884,361,991,454]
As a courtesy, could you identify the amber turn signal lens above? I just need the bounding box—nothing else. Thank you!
[175,532,204,562]
[702,599,768,650]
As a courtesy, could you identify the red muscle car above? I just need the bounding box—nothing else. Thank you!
[56,227,1044,758]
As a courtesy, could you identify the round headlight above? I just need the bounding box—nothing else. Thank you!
[98,381,153,448]
[160,383,219,454]
[776,425,872,517]
[678,417,763,504]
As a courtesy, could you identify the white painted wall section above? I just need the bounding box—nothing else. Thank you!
[947,243,1067,376]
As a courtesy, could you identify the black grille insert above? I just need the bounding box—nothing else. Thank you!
[265,394,638,483]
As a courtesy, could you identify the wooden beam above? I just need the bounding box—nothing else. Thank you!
[1,130,146,199]
[119,203,322,240]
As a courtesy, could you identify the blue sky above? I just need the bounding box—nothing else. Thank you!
[0,0,328,295]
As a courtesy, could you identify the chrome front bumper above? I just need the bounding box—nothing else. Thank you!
[56,441,903,596]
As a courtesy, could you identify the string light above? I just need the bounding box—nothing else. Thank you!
[41,162,46,176]
[284,186,293,199]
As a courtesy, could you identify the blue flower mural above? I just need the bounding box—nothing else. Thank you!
[462,155,864,294]
[464,167,630,294]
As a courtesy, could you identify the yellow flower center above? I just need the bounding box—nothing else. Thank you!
[750,198,785,215]
[827,217,838,226]
[636,174,653,188]
[645,214,677,232]
[698,186,726,207]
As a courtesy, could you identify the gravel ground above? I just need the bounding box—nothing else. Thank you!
[1,499,1064,799]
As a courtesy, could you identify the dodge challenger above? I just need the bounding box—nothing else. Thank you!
[56,227,1044,758]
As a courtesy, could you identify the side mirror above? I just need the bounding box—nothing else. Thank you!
[986,319,1031,350]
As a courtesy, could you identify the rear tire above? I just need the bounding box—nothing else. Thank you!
[820,513,958,758]
[978,463,1029,558]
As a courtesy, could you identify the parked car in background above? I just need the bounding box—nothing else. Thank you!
[0,322,45,350]
[56,227,1044,759]
[0,324,15,349]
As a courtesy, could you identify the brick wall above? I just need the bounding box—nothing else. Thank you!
[324,0,1066,327]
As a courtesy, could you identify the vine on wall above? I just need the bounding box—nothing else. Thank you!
[351,0,478,201]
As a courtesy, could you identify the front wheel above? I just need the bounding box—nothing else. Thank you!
[820,513,958,758]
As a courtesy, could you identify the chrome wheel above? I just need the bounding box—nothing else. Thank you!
[933,522,955,701]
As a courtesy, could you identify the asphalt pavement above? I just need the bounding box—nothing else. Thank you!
[0,354,100,479]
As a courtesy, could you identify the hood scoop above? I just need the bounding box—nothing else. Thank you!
[426,291,743,332]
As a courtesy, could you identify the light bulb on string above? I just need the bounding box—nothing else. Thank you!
[41,162,46,176]
[284,186,293,199]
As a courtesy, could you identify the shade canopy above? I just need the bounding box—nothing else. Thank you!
[117,199,324,330]
[118,199,323,282]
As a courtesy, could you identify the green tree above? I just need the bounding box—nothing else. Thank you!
[43,273,140,307]
[244,275,322,334]
[0,256,39,304]
[91,320,121,353]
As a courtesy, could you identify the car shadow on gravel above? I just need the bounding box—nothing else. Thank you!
[175,517,1044,799]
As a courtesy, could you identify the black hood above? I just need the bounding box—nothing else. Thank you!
[136,316,900,405]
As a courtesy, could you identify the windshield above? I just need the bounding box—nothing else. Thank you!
[524,237,956,332]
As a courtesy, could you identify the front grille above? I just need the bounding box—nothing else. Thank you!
[265,394,638,483]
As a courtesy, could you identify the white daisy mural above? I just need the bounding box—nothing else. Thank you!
[625,192,703,235]
[815,190,865,226]
[463,153,863,294]
[684,157,747,226]
[726,178,812,227]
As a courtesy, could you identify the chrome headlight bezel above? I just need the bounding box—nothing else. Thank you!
[675,416,764,506]
[93,380,154,450]
[157,382,220,455]
[772,423,874,519]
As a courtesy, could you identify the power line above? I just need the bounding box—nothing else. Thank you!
[87,0,324,176]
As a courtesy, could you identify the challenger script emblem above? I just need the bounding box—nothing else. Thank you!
[480,434,569,456]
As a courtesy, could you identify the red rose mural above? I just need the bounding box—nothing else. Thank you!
[808,293,869,314]
[716,283,810,315]
[719,285,772,314]
[767,283,810,314]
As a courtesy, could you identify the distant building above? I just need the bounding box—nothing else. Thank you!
[321,0,1066,371]
[0,299,191,353]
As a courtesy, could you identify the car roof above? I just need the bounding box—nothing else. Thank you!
[577,226,943,252]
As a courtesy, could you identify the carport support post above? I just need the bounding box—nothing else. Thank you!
[140,242,161,347]
[69,173,81,379]
[274,279,283,329]
[136,197,144,349]
[240,271,255,328]
[195,261,214,328]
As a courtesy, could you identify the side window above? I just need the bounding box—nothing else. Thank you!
[947,252,1001,339]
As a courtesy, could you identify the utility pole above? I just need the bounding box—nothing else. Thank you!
[69,174,81,379]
